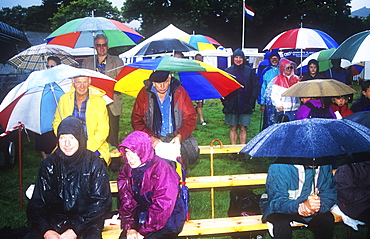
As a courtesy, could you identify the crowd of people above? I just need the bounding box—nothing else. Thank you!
[22,33,370,239]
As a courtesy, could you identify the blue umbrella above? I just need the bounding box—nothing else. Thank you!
[344,111,370,129]
[241,118,370,159]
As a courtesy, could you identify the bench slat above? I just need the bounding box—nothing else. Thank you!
[109,173,267,193]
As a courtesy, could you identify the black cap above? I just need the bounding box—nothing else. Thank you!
[149,71,170,82]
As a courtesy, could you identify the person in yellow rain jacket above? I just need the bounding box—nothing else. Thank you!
[52,75,110,165]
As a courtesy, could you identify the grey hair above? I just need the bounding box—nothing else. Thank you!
[94,34,108,43]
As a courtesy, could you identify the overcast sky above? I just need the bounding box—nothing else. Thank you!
[1,0,369,11]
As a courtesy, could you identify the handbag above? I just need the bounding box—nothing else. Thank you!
[180,134,199,168]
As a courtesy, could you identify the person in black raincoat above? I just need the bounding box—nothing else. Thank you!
[25,116,112,239]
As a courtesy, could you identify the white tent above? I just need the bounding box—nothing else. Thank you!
[120,24,189,64]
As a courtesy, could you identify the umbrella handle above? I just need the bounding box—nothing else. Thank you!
[210,139,223,148]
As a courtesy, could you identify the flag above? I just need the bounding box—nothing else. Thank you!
[244,4,255,18]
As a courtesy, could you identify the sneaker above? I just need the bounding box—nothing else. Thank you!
[201,121,207,125]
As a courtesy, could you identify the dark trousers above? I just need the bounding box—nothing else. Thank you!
[266,212,335,239]
[107,107,120,148]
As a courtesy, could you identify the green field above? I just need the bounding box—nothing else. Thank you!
[0,84,367,238]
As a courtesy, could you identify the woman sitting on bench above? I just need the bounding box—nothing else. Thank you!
[117,131,186,239]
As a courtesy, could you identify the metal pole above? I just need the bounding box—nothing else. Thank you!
[242,0,246,49]
[18,123,23,210]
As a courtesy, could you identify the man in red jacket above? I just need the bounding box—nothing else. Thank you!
[131,71,197,166]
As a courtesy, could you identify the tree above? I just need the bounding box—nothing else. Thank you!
[121,0,367,50]
[50,0,122,30]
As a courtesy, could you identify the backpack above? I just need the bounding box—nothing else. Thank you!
[305,102,334,119]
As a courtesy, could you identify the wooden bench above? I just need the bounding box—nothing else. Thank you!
[104,142,342,238]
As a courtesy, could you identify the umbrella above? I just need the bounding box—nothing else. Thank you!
[178,34,222,51]
[297,49,352,73]
[281,79,356,97]
[240,118,370,159]
[46,16,144,49]
[329,30,370,62]
[0,64,116,134]
[264,27,338,50]
[114,56,242,100]
[344,111,370,129]
[7,44,78,72]
[135,39,197,56]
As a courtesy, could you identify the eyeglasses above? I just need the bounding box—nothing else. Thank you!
[46,64,55,68]
[285,66,294,70]
[95,43,107,47]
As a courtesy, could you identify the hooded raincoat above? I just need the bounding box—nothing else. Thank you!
[270,59,301,112]
[117,131,186,238]
[27,116,112,238]
[223,49,260,114]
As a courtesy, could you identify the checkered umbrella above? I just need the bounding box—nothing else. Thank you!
[7,44,78,72]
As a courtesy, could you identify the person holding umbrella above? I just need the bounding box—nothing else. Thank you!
[82,34,124,149]
[270,59,301,122]
[260,158,337,239]
[131,71,197,168]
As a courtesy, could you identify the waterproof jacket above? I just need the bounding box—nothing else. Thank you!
[28,116,111,237]
[270,59,301,111]
[117,131,181,236]
[330,104,353,118]
[223,64,260,114]
[350,97,370,113]
[335,162,370,219]
[131,78,196,140]
[296,100,336,120]
[261,164,337,223]
[52,87,110,164]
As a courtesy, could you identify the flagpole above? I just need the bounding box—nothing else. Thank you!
[242,0,246,49]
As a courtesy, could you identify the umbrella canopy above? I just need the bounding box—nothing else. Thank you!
[46,17,144,49]
[329,30,370,63]
[281,79,356,97]
[135,38,197,56]
[114,56,242,100]
[0,65,116,134]
[264,27,338,50]
[297,48,351,73]
[344,111,370,129]
[240,118,370,159]
[7,44,78,72]
[178,34,222,51]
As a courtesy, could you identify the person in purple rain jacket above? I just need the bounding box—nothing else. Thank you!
[117,131,186,239]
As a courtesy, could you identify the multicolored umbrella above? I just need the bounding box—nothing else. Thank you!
[46,17,144,49]
[135,39,196,56]
[114,56,242,100]
[329,30,370,62]
[7,44,78,72]
[297,48,351,73]
[178,34,222,51]
[264,27,338,50]
[0,65,116,134]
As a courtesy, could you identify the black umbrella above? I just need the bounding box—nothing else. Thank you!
[135,38,197,56]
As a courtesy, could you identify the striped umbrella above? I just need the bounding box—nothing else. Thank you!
[264,28,338,50]
[7,44,78,72]
[46,17,144,49]
[329,30,370,62]
[114,56,242,100]
[178,34,222,51]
